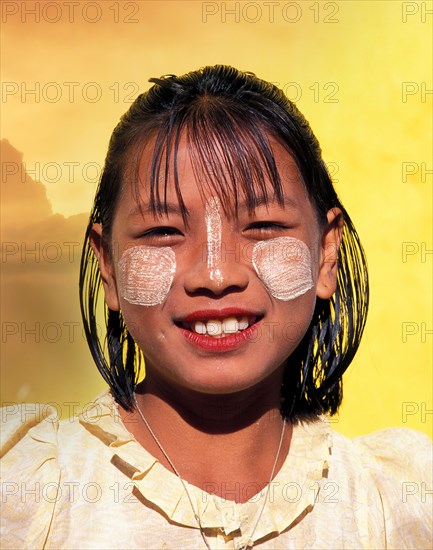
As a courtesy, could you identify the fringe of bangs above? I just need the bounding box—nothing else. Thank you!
[145,104,286,220]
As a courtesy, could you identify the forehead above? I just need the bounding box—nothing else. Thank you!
[127,128,308,217]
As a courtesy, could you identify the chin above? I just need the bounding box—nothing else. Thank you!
[179,366,277,396]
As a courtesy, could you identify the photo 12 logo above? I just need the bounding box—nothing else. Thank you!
[1,2,140,24]
[202,2,340,24]
[1,82,141,104]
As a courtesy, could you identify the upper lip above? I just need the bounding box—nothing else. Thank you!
[176,308,263,323]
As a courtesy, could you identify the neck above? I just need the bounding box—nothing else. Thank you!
[120,370,292,503]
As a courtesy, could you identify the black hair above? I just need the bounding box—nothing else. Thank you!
[79,65,369,421]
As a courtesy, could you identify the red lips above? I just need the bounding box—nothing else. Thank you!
[176,308,263,352]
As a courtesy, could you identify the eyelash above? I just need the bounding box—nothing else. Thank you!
[245,222,287,233]
[141,227,183,239]
[139,222,286,240]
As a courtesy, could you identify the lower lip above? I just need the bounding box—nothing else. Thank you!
[179,322,261,352]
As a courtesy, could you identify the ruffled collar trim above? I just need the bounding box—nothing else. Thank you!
[80,391,332,544]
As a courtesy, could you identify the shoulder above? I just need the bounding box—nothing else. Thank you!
[352,426,432,475]
[0,391,120,461]
[330,424,432,471]
[329,425,432,492]
[330,425,432,548]
[1,401,60,457]
[352,428,432,519]
[0,394,121,549]
[0,402,61,549]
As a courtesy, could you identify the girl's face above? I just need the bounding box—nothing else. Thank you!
[92,135,341,398]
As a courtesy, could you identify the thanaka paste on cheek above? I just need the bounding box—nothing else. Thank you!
[118,246,176,306]
[205,196,223,285]
[252,236,313,300]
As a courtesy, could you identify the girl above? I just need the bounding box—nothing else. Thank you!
[1,65,431,549]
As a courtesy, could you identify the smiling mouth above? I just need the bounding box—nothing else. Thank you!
[179,316,258,339]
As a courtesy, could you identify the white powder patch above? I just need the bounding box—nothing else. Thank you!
[205,196,223,284]
[118,246,176,306]
[252,237,313,300]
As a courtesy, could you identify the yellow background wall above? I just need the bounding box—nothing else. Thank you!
[1,0,431,438]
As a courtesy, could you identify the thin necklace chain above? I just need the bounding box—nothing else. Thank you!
[133,393,286,550]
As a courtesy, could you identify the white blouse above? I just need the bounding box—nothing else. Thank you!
[1,391,431,549]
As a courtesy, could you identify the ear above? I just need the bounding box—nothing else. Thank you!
[316,208,344,300]
[89,223,120,311]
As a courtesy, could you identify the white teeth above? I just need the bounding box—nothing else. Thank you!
[239,317,249,330]
[191,316,252,337]
[222,317,238,334]
[194,321,207,335]
[206,320,222,336]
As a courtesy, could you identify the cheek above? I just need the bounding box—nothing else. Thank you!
[252,237,313,301]
[118,246,176,306]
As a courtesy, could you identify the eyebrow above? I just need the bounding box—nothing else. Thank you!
[127,202,190,218]
[127,196,299,219]
[237,196,299,212]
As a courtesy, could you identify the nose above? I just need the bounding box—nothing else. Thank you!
[183,239,250,296]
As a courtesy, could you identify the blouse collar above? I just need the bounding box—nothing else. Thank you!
[80,391,332,543]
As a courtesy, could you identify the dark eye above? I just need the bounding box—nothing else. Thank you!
[142,226,183,239]
[246,222,287,233]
